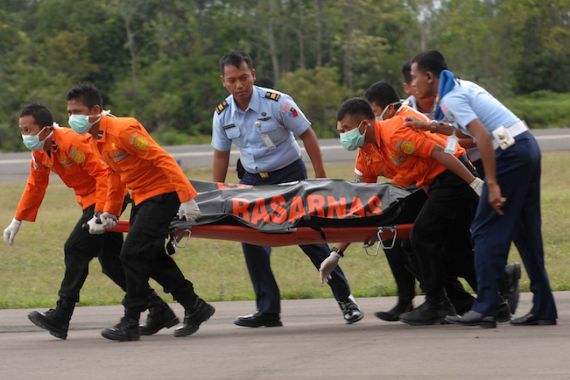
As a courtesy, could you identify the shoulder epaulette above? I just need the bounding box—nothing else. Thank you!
[265,91,281,102]
[215,100,229,115]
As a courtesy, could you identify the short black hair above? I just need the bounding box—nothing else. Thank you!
[20,103,53,128]
[364,81,400,108]
[337,98,375,121]
[412,50,448,76]
[66,82,102,109]
[402,60,412,84]
[219,51,254,73]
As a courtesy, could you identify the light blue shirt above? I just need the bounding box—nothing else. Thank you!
[212,85,311,173]
[440,80,519,136]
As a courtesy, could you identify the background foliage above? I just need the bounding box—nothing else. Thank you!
[1,0,569,151]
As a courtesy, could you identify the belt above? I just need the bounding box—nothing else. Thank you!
[250,159,300,179]
[492,120,528,150]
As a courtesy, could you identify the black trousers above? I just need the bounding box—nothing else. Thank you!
[240,159,352,314]
[120,192,197,316]
[410,170,478,301]
[59,205,126,303]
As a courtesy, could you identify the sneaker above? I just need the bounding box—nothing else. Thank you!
[399,297,456,326]
[101,317,140,342]
[174,298,215,337]
[375,301,413,322]
[500,263,521,314]
[338,295,364,324]
[234,312,283,328]
[28,309,69,340]
[139,304,179,336]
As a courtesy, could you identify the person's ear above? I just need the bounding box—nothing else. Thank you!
[426,72,433,83]
[92,104,102,114]
[251,68,256,82]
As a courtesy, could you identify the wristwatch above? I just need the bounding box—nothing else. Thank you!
[429,120,438,133]
[331,247,344,257]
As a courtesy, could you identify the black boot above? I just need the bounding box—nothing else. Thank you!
[500,263,521,314]
[174,298,215,337]
[495,300,512,323]
[139,292,179,336]
[338,295,364,324]
[101,316,140,342]
[28,299,75,340]
[399,295,456,326]
[375,300,413,322]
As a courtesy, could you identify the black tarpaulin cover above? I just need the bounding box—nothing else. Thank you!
[173,179,426,233]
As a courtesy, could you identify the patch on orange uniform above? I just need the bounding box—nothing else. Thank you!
[69,147,85,164]
[401,141,415,155]
[130,132,149,151]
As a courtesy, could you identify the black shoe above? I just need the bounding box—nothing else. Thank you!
[446,310,497,328]
[496,301,511,323]
[101,317,140,341]
[399,297,456,326]
[174,298,215,337]
[510,312,557,326]
[28,309,70,340]
[375,301,413,322]
[234,312,283,328]
[338,295,364,324]
[139,304,179,336]
[500,263,521,314]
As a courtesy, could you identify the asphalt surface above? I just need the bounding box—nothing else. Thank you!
[1,128,570,183]
[1,292,569,379]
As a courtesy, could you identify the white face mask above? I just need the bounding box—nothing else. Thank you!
[376,101,401,121]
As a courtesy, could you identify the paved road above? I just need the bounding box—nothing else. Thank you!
[1,292,569,380]
[1,128,570,183]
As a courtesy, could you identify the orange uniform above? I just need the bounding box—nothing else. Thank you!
[93,115,197,216]
[354,105,465,187]
[15,127,109,221]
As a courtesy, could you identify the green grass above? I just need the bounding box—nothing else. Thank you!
[1,153,569,309]
[504,91,570,129]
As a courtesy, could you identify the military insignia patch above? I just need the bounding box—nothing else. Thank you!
[216,100,229,115]
[290,107,299,118]
[69,147,85,164]
[265,91,280,101]
[401,141,415,155]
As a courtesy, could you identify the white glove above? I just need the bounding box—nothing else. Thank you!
[99,212,118,228]
[178,199,201,223]
[87,216,106,235]
[469,177,484,197]
[319,250,342,284]
[3,218,22,245]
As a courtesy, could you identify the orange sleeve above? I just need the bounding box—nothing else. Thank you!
[118,122,197,203]
[67,134,110,213]
[104,171,126,216]
[393,127,439,159]
[14,156,51,222]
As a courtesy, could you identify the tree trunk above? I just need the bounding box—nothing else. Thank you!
[267,0,280,84]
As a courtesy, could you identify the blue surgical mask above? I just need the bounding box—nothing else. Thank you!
[69,114,98,134]
[22,126,52,151]
[340,122,367,151]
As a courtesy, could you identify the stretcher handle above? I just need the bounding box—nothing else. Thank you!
[363,226,397,256]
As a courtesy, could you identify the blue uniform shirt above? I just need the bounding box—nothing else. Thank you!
[440,80,519,135]
[212,85,311,173]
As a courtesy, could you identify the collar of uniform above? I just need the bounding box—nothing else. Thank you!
[96,115,109,142]
[229,86,261,118]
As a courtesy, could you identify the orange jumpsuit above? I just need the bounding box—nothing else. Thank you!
[91,115,197,215]
[16,127,109,221]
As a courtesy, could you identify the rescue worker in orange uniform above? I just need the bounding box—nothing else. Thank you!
[321,89,491,325]
[2,103,173,340]
[66,83,215,341]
